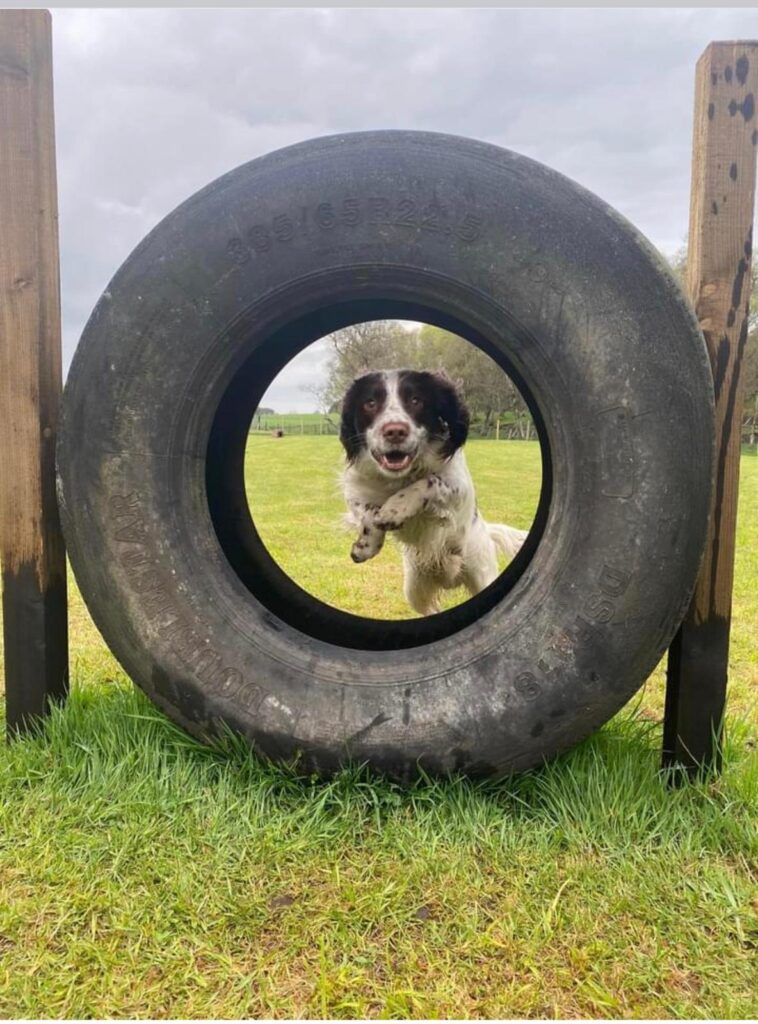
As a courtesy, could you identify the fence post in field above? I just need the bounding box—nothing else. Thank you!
[664,40,758,776]
[0,9,68,736]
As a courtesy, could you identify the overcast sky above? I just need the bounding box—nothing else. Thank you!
[52,7,758,411]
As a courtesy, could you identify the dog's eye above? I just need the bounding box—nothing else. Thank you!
[363,399,377,411]
[409,396,422,406]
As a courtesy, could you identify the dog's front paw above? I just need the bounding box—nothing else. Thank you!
[375,492,415,531]
[350,524,385,563]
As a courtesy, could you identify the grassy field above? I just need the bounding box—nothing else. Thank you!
[0,439,756,1019]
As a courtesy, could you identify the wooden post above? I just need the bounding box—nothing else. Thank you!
[0,10,68,735]
[664,41,758,775]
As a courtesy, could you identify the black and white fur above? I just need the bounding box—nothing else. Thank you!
[340,369,527,616]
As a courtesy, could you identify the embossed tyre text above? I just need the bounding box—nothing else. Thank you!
[57,131,715,780]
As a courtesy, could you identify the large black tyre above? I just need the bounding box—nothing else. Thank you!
[57,131,714,781]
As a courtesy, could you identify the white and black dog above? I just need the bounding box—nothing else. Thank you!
[340,369,528,615]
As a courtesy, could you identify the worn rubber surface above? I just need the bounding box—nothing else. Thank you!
[57,131,714,780]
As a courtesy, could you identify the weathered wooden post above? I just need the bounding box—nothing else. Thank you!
[0,9,68,735]
[664,41,758,775]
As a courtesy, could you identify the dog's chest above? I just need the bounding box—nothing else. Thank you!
[343,465,424,508]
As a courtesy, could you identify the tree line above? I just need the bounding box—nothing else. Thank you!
[306,321,534,439]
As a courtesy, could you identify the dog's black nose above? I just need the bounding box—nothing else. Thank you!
[381,421,409,445]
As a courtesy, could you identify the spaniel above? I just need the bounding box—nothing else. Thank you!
[340,369,528,615]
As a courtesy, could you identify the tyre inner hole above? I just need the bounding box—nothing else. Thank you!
[244,320,542,621]
[206,296,551,650]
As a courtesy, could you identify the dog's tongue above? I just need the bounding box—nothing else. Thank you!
[380,451,412,472]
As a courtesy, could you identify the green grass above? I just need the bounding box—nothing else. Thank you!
[0,440,756,1019]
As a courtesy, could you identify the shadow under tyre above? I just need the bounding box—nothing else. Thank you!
[57,131,714,781]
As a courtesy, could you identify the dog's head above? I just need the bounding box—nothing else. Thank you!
[339,369,470,478]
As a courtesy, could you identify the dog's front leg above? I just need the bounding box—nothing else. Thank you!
[349,502,386,563]
[374,474,454,531]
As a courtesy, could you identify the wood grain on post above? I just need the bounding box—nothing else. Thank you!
[0,9,68,734]
[664,41,758,774]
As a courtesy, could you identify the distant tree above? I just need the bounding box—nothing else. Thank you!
[742,320,758,447]
[316,320,424,412]
[416,325,532,437]
[256,407,275,416]
[669,241,687,280]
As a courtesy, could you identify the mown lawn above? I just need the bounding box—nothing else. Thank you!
[0,439,755,1019]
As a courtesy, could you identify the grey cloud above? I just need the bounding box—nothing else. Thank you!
[259,339,332,414]
[51,8,758,408]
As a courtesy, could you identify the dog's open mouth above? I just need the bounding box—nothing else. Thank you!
[375,449,414,472]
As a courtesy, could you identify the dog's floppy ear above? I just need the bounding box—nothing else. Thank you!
[433,372,470,457]
[339,378,364,462]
